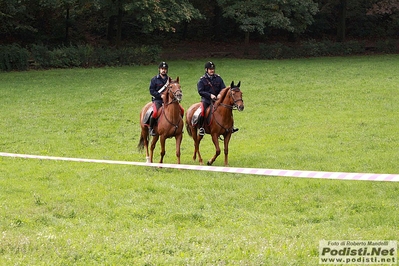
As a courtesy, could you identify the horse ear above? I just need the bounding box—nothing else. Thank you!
[230,81,234,88]
[168,77,172,83]
[237,81,241,87]
[176,76,179,83]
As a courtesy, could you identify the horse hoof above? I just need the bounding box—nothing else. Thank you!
[207,161,212,166]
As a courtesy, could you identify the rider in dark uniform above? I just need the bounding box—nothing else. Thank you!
[197,61,238,136]
[149,61,169,136]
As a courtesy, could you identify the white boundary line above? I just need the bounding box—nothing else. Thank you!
[1,152,399,182]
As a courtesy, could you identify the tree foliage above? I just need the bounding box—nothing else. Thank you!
[217,0,318,34]
[367,0,399,15]
[0,0,36,35]
[0,0,398,47]
[123,0,202,32]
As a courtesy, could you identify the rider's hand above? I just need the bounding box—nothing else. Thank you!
[211,94,216,101]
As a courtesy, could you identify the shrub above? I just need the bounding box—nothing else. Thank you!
[92,47,118,66]
[259,40,366,59]
[30,44,52,68]
[0,44,29,71]
[30,44,161,69]
[298,40,327,57]
[375,39,398,54]
[259,43,288,59]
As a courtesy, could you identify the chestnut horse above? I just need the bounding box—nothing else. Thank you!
[185,81,244,166]
[138,77,183,164]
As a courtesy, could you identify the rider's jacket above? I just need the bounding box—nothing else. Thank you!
[149,74,168,104]
[197,73,225,105]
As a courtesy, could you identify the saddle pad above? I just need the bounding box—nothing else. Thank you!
[191,106,202,126]
[142,106,154,125]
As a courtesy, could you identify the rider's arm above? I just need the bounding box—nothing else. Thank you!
[197,78,211,99]
[149,77,162,99]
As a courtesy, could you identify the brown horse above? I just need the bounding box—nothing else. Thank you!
[138,77,183,164]
[185,81,244,166]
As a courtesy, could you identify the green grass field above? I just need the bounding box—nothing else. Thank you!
[1,55,398,265]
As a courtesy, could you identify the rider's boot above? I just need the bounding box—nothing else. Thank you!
[198,116,205,136]
[149,117,157,136]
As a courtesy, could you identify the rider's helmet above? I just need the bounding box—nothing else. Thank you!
[158,61,168,69]
[205,61,215,70]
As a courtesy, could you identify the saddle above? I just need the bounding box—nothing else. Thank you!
[142,105,159,125]
[191,105,212,126]
[143,104,184,126]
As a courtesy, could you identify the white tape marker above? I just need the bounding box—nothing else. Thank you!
[1,152,398,182]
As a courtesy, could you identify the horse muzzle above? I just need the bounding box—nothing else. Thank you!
[175,92,183,103]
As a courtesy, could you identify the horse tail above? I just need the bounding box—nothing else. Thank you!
[185,108,193,138]
[137,129,150,151]
[138,103,150,152]
[137,134,146,151]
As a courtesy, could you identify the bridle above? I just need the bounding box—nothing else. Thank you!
[164,82,182,105]
[211,86,244,135]
[218,87,243,111]
[162,82,183,134]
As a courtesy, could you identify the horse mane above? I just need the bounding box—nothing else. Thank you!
[216,86,230,104]
[161,76,180,98]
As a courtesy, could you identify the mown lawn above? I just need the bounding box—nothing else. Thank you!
[1,55,398,265]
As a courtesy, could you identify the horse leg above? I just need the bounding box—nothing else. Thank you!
[194,132,204,165]
[189,125,202,164]
[140,127,151,163]
[149,135,159,163]
[159,135,166,164]
[175,133,182,164]
[144,131,150,163]
[207,134,221,166]
[196,135,204,165]
[223,134,232,166]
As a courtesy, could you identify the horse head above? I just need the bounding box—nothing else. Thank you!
[165,77,182,103]
[229,81,244,111]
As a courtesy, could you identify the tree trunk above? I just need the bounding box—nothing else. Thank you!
[181,21,188,40]
[337,0,347,42]
[107,15,116,44]
[116,0,123,47]
[213,3,223,41]
[65,7,70,43]
[244,32,250,55]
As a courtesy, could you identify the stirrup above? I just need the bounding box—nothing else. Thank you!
[149,128,157,136]
[199,127,205,136]
[232,127,239,133]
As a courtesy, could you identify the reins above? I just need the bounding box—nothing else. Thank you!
[161,82,182,135]
[211,87,242,134]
